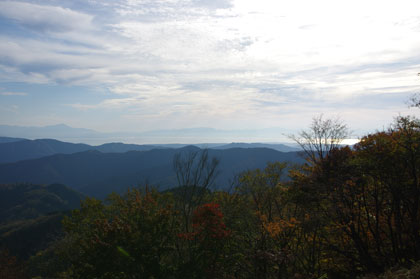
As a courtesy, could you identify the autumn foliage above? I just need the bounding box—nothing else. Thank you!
[191,203,230,240]
[19,116,420,279]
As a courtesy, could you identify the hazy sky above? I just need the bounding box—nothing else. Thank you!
[0,0,420,139]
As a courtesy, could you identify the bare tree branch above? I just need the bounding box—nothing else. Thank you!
[173,148,220,234]
[407,73,420,108]
[289,114,350,164]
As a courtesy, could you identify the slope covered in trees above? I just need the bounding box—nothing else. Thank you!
[0,138,160,163]
[0,137,299,164]
[0,147,303,198]
[0,183,84,223]
[2,116,420,278]
[0,183,84,260]
[0,137,25,144]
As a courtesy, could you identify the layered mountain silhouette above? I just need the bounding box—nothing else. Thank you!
[0,134,303,259]
[0,146,303,198]
[213,142,300,152]
[0,136,25,143]
[0,124,295,145]
[0,137,159,163]
[0,124,98,140]
[0,137,299,163]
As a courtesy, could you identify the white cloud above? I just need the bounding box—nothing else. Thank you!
[1,0,420,135]
[0,1,94,33]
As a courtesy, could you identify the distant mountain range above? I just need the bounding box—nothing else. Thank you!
[0,124,295,144]
[0,146,303,198]
[0,124,99,141]
[0,137,160,163]
[0,136,300,163]
[0,136,25,143]
[213,142,300,152]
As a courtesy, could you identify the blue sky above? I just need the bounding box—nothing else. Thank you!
[0,0,420,141]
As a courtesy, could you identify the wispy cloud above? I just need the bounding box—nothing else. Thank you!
[0,1,94,33]
[0,91,27,96]
[0,0,419,135]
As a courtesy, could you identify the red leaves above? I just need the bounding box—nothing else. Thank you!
[178,203,230,241]
[193,203,230,240]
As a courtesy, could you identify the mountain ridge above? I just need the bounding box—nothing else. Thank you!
[0,124,294,144]
[0,137,299,163]
[0,147,303,198]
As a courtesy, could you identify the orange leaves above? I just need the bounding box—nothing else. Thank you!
[263,216,300,238]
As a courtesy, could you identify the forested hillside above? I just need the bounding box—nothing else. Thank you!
[0,147,302,198]
[0,137,25,144]
[0,183,83,223]
[0,183,84,261]
[1,116,420,278]
[0,137,299,163]
[0,138,159,163]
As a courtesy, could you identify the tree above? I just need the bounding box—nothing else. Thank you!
[173,149,219,233]
[408,93,420,108]
[356,116,420,263]
[177,203,231,278]
[407,73,420,108]
[299,116,420,274]
[290,114,350,164]
[236,162,298,278]
[173,148,219,192]
[60,190,179,278]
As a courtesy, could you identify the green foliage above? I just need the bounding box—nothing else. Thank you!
[0,183,83,224]
[60,190,179,278]
[0,183,83,261]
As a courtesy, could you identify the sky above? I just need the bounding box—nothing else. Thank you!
[0,0,420,142]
